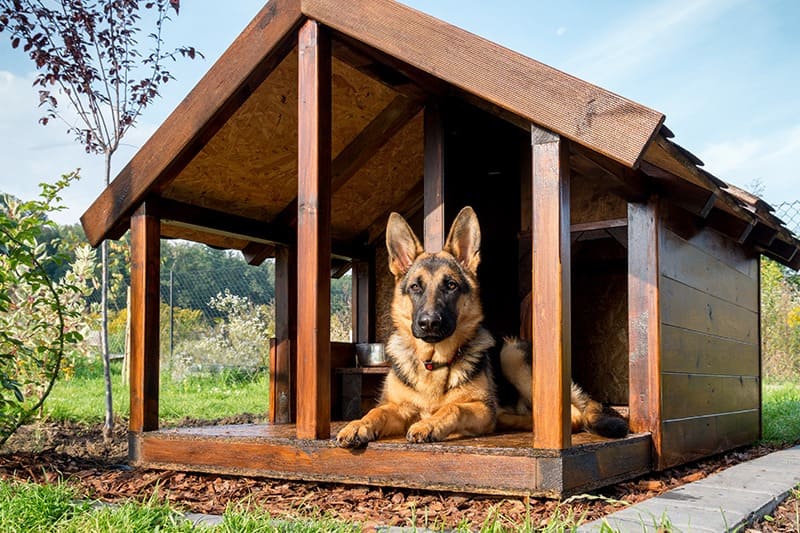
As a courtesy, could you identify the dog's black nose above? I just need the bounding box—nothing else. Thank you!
[416,312,442,334]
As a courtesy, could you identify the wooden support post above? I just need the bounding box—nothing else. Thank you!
[424,99,445,252]
[270,245,297,424]
[129,203,161,457]
[628,198,663,461]
[352,258,374,343]
[296,19,332,440]
[530,125,571,450]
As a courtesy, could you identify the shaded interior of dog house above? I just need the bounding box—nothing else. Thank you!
[80,0,800,497]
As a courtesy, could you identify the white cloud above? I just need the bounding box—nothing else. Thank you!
[565,0,741,86]
[0,70,155,226]
[699,125,800,206]
[556,26,566,37]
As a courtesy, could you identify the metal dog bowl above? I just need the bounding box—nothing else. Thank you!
[355,343,387,367]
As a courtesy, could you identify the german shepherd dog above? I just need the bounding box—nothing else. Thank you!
[335,206,626,448]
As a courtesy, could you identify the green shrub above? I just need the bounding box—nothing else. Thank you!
[0,174,97,446]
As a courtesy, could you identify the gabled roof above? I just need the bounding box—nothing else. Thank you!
[80,0,800,269]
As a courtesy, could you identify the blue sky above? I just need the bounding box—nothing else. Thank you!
[0,0,798,225]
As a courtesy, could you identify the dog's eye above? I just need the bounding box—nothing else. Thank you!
[445,280,459,291]
[408,282,422,294]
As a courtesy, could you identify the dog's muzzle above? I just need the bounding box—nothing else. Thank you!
[413,310,454,343]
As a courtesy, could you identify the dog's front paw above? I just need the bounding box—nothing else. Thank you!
[336,420,377,448]
[406,420,442,443]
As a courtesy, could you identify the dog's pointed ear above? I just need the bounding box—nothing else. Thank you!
[443,206,481,274]
[386,212,423,277]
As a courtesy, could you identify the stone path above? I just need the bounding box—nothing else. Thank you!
[578,445,800,532]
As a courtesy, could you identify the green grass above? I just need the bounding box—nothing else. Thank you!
[0,479,362,532]
[45,363,269,424]
[762,381,800,445]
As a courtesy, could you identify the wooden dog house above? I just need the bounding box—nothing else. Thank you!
[81,0,800,497]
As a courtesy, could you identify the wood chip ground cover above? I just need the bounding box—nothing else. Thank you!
[0,419,795,531]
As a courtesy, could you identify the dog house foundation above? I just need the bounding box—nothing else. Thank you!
[82,0,799,497]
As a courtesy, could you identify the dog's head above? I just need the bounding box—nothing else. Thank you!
[386,206,483,345]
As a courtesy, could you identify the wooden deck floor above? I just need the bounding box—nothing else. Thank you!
[133,422,653,497]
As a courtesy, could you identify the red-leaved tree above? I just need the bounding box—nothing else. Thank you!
[0,0,201,440]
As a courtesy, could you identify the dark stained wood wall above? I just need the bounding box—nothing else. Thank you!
[657,221,760,469]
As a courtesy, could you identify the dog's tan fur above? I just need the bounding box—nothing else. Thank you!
[335,206,627,447]
[336,207,497,447]
[497,337,628,438]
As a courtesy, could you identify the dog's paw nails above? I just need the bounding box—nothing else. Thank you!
[336,422,374,448]
[406,422,439,443]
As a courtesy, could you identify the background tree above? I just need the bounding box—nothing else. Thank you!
[0,0,200,440]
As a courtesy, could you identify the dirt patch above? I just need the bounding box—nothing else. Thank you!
[0,419,794,530]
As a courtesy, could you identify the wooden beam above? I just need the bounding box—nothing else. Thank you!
[129,203,161,455]
[244,93,424,262]
[331,35,443,101]
[365,180,425,244]
[243,241,276,266]
[303,0,664,167]
[640,161,716,219]
[530,124,571,450]
[271,245,297,424]
[158,198,292,245]
[296,19,332,440]
[569,143,648,201]
[80,0,304,247]
[352,258,375,343]
[628,197,663,465]
[424,99,445,252]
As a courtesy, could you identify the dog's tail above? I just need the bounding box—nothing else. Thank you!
[500,337,628,438]
[570,383,629,438]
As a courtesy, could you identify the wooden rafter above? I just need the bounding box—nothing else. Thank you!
[302,0,664,168]
[243,93,424,265]
[80,0,304,246]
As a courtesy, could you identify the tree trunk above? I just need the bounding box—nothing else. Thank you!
[101,151,114,442]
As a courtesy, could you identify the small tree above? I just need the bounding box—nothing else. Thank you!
[0,0,200,440]
[0,173,96,446]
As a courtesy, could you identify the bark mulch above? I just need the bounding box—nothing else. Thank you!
[1,418,796,531]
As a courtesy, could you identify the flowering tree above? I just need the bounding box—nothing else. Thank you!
[0,0,200,440]
[0,173,97,446]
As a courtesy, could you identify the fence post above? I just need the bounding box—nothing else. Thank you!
[169,269,174,361]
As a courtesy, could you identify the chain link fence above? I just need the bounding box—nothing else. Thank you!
[157,265,277,380]
[775,200,800,237]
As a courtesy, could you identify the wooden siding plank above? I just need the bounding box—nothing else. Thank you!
[530,125,571,450]
[627,199,662,453]
[661,325,759,376]
[129,204,161,438]
[81,0,304,246]
[301,0,664,168]
[674,224,759,280]
[660,411,760,469]
[660,277,758,344]
[660,229,759,311]
[296,20,332,439]
[661,374,759,420]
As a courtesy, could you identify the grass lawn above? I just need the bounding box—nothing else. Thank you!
[45,363,270,424]
[26,365,800,531]
[763,381,800,444]
[0,480,360,532]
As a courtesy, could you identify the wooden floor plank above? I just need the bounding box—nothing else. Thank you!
[136,424,651,497]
